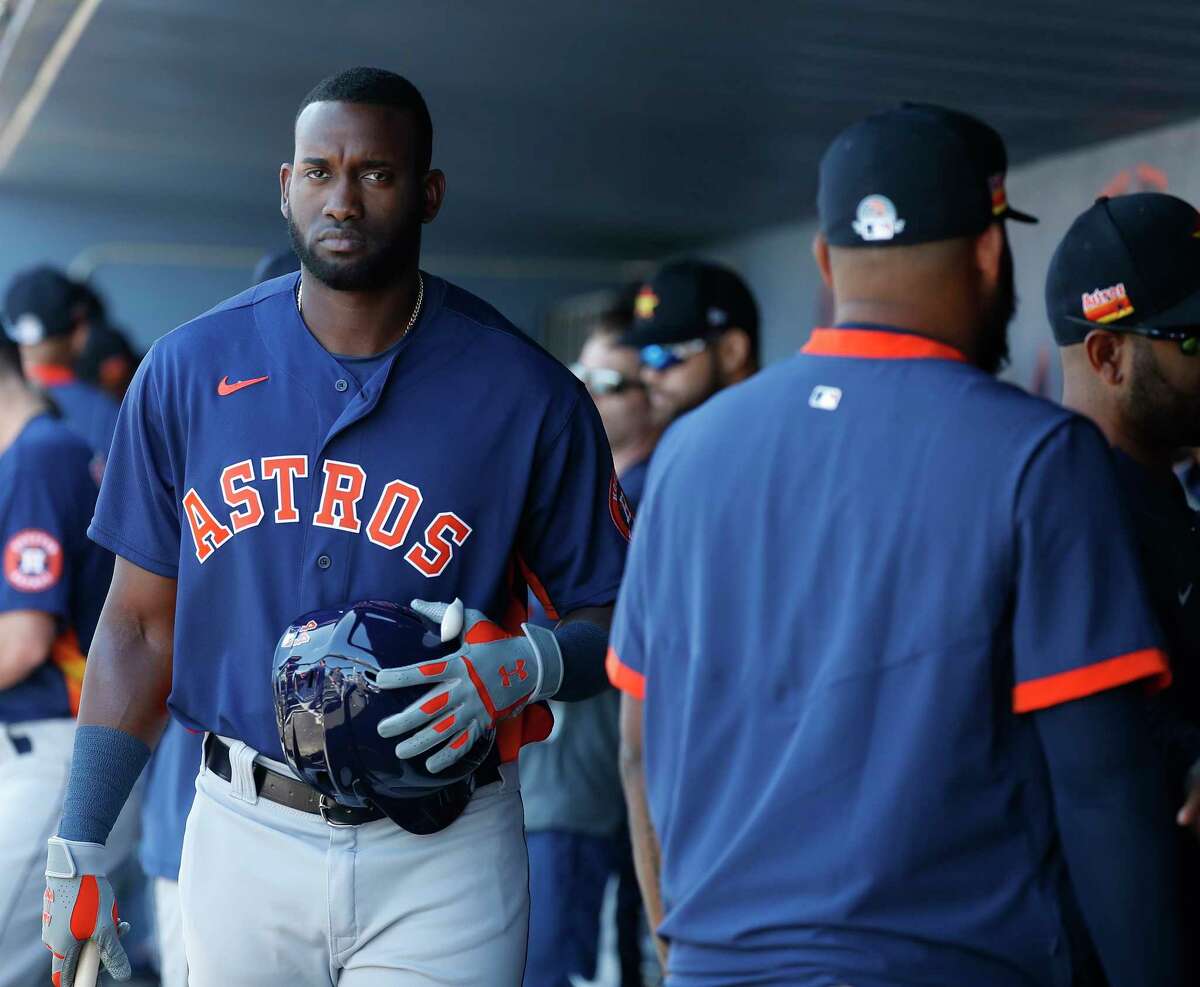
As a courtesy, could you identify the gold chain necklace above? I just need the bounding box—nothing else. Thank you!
[296,272,425,341]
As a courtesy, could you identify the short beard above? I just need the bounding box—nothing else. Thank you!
[286,207,418,292]
[976,239,1016,376]
[1128,337,1200,451]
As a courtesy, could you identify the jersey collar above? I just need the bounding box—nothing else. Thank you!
[802,326,967,362]
[24,364,76,387]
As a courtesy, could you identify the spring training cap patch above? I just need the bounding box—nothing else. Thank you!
[818,102,1036,248]
[852,195,906,242]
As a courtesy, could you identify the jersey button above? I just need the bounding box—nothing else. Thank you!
[317,554,332,570]
[334,378,349,393]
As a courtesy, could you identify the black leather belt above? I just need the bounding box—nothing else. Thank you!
[203,734,500,827]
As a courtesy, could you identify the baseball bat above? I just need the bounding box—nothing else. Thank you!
[76,941,100,987]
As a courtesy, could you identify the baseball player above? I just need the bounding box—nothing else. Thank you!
[73,282,139,403]
[135,249,301,987]
[609,104,1186,986]
[2,267,121,466]
[625,260,759,429]
[0,326,136,986]
[1049,191,1200,962]
[41,65,627,987]
[523,297,659,987]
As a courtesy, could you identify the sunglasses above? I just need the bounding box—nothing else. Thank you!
[570,364,642,395]
[1107,324,1200,356]
[639,337,709,372]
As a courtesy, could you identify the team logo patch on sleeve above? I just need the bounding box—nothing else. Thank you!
[3,529,64,593]
[609,473,634,542]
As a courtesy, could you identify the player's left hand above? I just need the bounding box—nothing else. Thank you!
[1177,759,1200,839]
[42,837,131,986]
[376,598,563,773]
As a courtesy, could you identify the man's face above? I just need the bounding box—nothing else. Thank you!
[282,101,429,291]
[976,235,1016,376]
[1124,334,1200,449]
[578,333,651,449]
[639,338,722,427]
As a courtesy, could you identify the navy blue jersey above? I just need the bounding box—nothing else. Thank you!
[0,414,112,722]
[28,366,120,464]
[608,327,1169,987]
[91,273,629,760]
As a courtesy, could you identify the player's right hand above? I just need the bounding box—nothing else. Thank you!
[42,836,131,985]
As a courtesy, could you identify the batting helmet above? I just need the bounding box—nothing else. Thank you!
[272,600,495,834]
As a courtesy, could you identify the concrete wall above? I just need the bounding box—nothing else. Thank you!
[698,115,1200,396]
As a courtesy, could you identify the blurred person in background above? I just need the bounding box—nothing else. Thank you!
[0,327,137,986]
[251,247,301,286]
[1051,191,1200,969]
[625,260,759,430]
[609,105,1185,987]
[3,266,120,469]
[74,281,140,402]
[137,250,299,987]
[523,290,660,987]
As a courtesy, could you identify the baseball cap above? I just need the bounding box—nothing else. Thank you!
[1046,193,1200,347]
[2,266,81,345]
[622,260,759,349]
[818,102,1036,248]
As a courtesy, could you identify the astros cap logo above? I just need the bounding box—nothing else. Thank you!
[3,529,63,593]
[1081,282,1134,324]
[634,285,660,320]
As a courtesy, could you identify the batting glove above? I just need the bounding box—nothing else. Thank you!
[376,598,563,773]
[42,836,130,986]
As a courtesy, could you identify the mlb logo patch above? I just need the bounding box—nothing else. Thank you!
[808,385,843,411]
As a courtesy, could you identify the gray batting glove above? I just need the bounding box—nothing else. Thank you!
[42,836,131,985]
[375,598,563,773]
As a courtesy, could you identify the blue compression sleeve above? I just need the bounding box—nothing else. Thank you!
[1033,685,1189,987]
[58,725,151,844]
[552,619,610,701]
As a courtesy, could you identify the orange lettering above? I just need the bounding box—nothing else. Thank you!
[313,460,366,532]
[220,460,264,533]
[405,512,472,577]
[366,480,423,550]
[261,456,308,523]
[183,488,233,563]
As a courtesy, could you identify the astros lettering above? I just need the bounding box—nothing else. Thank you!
[182,455,472,576]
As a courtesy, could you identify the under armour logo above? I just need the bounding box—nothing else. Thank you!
[498,660,528,688]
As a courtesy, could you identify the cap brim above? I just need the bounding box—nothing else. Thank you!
[1003,205,1038,224]
[620,324,700,349]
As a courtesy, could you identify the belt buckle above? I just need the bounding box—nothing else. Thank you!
[318,794,355,828]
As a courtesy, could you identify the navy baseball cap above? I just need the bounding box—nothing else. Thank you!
[3,266,81,345]
[623,260,759,349]
[819,102,1036,248]
[1046,193,1200,347]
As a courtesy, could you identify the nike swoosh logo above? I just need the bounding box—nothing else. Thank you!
[1180,584,1194,607]
[217,375,268,396]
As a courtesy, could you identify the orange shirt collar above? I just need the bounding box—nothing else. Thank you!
[25,364,76,387]
[802,327,967,363]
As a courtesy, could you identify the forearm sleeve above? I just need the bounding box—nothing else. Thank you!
[58,725,151,844]
[552,619,610,701]
[1034,685,1188,987]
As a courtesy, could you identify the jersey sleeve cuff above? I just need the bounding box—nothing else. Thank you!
[88,521,178,580]
[1013,647,1171,714]
[606,646,645,700]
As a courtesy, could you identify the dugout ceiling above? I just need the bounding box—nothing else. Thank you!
[3,0,1200,263]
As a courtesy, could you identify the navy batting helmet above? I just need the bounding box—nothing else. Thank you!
[272,600,496,834]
